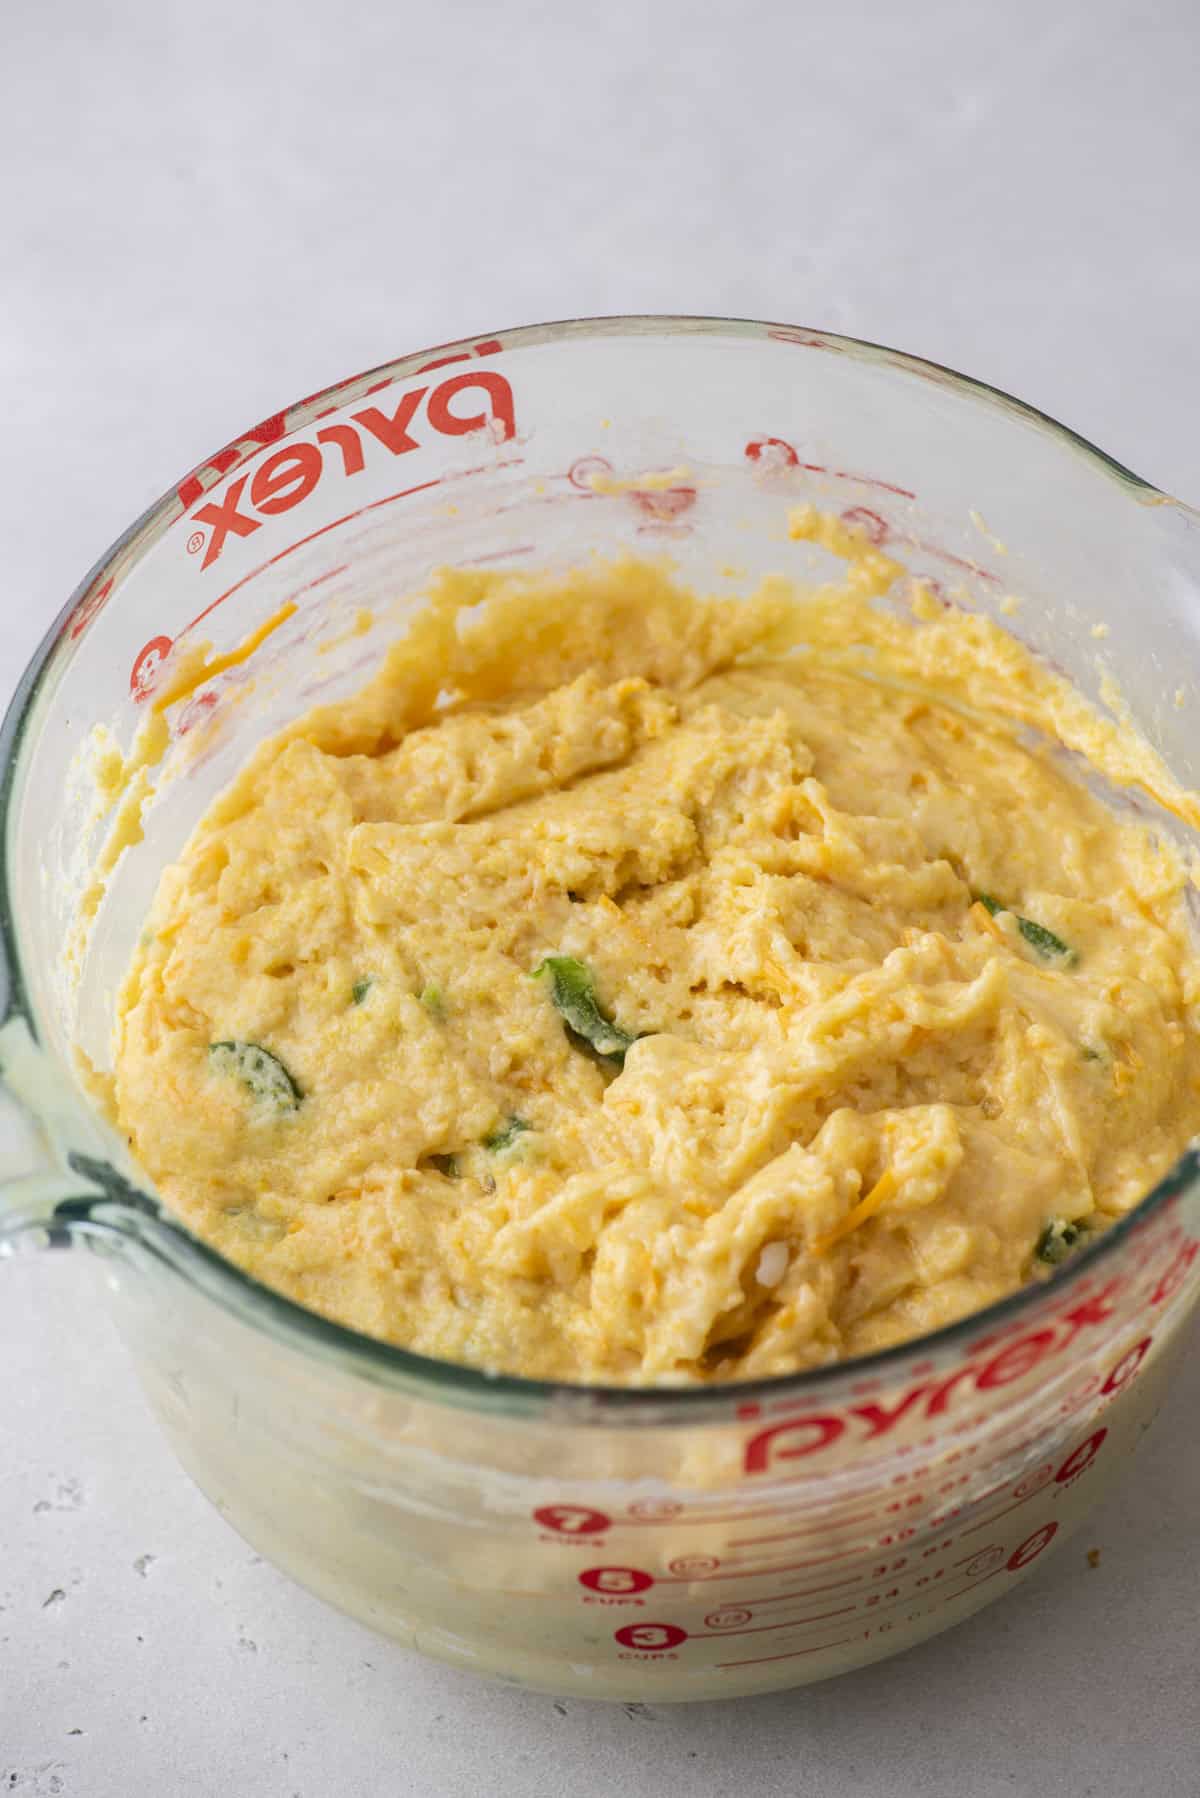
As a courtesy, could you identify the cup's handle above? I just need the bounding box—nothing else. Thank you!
[0,1015,150,1254]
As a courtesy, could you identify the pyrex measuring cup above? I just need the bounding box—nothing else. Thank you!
[2,318,1199,1701]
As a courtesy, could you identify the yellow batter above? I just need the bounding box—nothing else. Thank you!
[111,513,1200,1384]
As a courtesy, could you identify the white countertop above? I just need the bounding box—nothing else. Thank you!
[2,2,1199,1792]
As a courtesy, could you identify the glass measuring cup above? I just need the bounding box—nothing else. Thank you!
[2,317,1199,1701]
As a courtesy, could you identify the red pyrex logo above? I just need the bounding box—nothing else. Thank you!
[740,1229,1200,1477]
[743,1288,1126,1476]
[183,367,515,571]
[740,1261,1188,1480]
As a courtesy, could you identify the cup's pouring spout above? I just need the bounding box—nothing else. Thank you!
[0,1015,151,1254]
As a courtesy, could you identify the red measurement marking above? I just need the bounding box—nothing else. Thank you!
[1055,1429,1106,1484]
[872,1553,910,1573]
[567,455,613,490]
[68,576,114,641]
[856,1564,916,1600]
[659,1569,864,1603]
[961,1560,1014,1595]
[619,1504,792,1529]
[964,1424,1115,1539]
[288,562,348,601]
[176,688,219,736]
[954,1545,1006,1574]
[716,1634,856,1670]
[629,486,696,520]
[971,1434,1044,1483]
[729,1508,879,1548]
[911,574,949,605]
[1150,1238,1199,1306]
[745,437,801,468]
[456,543,537,566]
[415,340,503,373]
[130,634,174,700]
[728,1546,864,1577]
[744,436,917,498]
[1011,1463,1055,1501]
[867,1531,1065,1632]
[667,1554,721,1578]
[825,1547,969,1606]
[694,1604,859,1640]
[1007,1521,1058,1570]
[1102,1337,1152,1395]
[1059,1375,1104,1414]
[658,1566,742,1586]
[613,1623,687,1652]
[840,506,890,546]
[738,1575,865,1608]
[175,414,288,512]
[910,1568,1001,1610]
[730,1494,874,1525]
[579,1566,653,1595]
[836,469,915,497]
[850,1565,1003,1630]
[959,1493,1038,1539]
[718,1481,860,1520]
[964,1409,1060,1481]
[178,459,523,640]
[905,535,1001,584]
[533,1505,611,1536]
[494,490,599,517]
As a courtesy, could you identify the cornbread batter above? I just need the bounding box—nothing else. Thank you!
[112,514,1200,1383]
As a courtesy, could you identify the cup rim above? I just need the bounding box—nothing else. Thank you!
[3,311,1196,1419]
